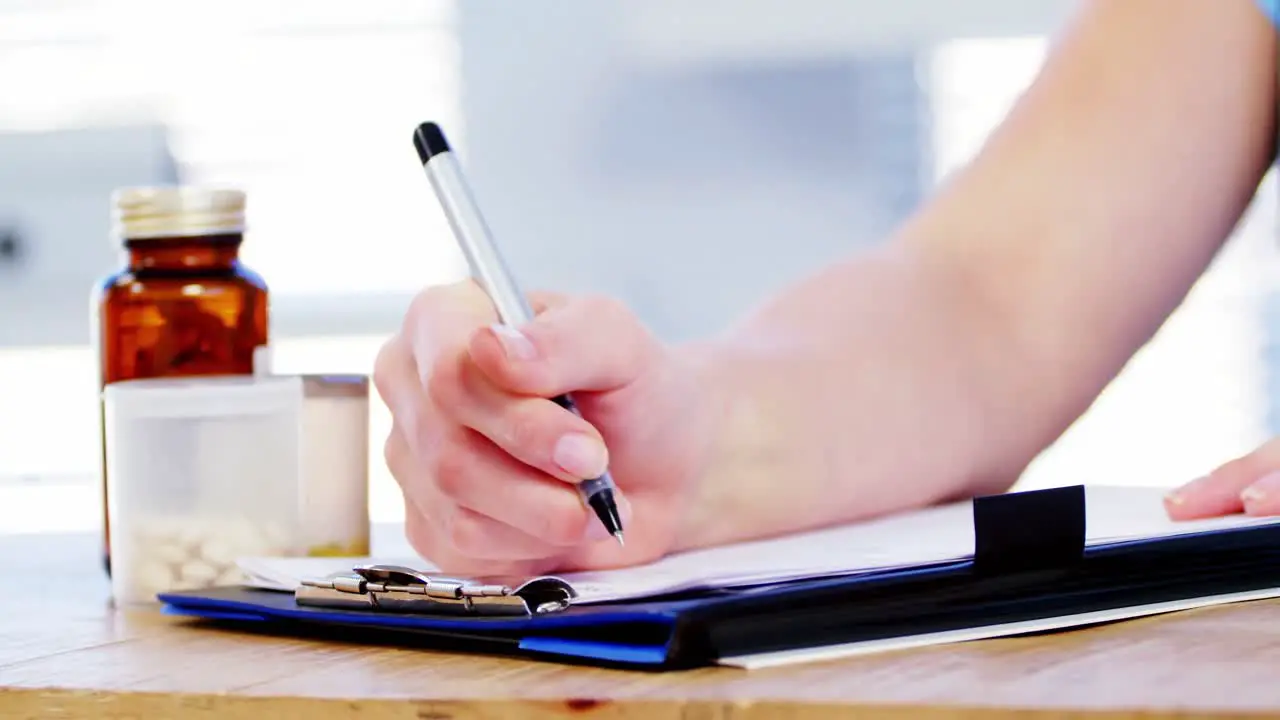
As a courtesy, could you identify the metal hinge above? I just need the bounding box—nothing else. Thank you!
[295,564,577,617]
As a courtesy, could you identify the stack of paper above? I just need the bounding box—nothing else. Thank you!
[238,485,1280,605]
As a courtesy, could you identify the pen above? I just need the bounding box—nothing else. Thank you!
[412,121,626,547]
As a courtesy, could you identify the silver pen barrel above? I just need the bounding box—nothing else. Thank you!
[423,152,534,326]
[412,122,626,545]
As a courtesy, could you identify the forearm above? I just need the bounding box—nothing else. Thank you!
[673,246,1016,548]
[909,0,1277,430]
[673,0,1277,550]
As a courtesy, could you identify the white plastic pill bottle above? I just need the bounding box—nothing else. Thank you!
[102,375,304,605]
[297,374,370,557]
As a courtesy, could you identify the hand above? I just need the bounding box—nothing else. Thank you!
[373,280,718,577]
[1165,438,1280,520]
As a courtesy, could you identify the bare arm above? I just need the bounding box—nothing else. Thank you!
[678,0,1278,550]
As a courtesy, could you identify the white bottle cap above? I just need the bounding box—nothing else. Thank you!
[112,186,247,241]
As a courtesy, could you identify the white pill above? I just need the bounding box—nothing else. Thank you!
[180,560,220,586]
[175,520,209,550]
[149,537,190,566]
[217,567,245,586]
[135,559,176,597]
[115,513,298,601]
[199,535,240,566]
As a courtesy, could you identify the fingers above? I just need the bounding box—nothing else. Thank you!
[426,427,593,547]
[467,294,659,398]
[386,420,590,569]
[373,281,644,573]
[402,282,499,384]
[403,499,551,578]
[1164,473,1253,520]
[424,349,610,483]
[398,281,565,370]
[376,280,492,447]
[1166,438,1280,519]
[373,333,424,442]
[1238,472,1280,515]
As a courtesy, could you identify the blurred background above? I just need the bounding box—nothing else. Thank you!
[1,0,1277,536]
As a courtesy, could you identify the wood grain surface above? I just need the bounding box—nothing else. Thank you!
[5,531,1280,719]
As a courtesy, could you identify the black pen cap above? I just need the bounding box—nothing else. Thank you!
[413,122,452,164]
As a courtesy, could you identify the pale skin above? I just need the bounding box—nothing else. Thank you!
[374,0,1279,577]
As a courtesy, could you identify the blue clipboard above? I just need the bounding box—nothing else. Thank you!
[158,486,1280,670]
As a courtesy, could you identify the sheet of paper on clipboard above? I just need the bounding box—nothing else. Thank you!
[237,485,1280,606]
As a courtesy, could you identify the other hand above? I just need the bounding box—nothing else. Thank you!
[373,280,718,577]
[1165,438,1280,519]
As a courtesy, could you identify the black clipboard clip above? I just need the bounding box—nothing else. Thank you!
[972,485,1087,574]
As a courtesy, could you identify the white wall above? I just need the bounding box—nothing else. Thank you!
[0,0,1076,347]
[0,125,177,347]
[615,0,1074,63]
[454,0,941,343]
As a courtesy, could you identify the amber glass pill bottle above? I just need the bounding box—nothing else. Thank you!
[93,187,270,575]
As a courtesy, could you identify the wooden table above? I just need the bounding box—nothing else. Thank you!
[5,531,1280,720]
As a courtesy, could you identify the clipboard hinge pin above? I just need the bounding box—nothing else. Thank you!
[294,563,577,617]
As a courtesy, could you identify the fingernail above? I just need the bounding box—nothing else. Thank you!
[1242,471,1280,507]
[553,433,608,479]
[488,324,537,360]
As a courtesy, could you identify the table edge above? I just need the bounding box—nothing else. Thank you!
[2,687,1273,720]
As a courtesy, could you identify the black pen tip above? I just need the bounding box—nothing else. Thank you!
[587,490,625,538]
[413,122,451,163]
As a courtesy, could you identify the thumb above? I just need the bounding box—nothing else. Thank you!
[467,294,659,397]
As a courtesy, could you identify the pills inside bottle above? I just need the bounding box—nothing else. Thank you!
[125,515,292,597]
[103,376,303,605]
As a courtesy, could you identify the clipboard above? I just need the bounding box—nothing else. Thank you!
[157,485,1280,670]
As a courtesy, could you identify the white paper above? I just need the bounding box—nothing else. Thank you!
[238,484,1280,604]
[718,586,1280,669]
[237,555,429,591]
